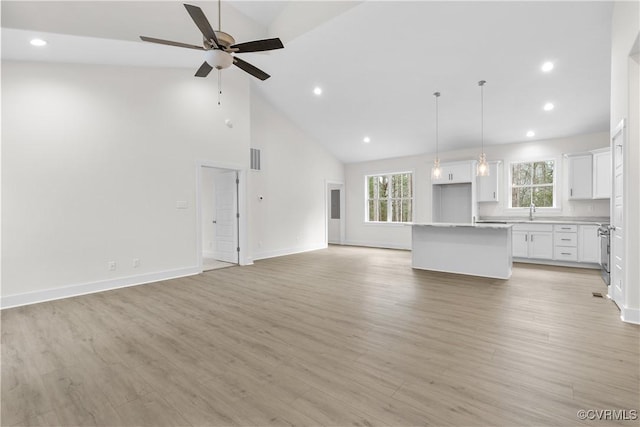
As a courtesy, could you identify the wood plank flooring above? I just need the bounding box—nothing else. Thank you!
[2,245,638,426]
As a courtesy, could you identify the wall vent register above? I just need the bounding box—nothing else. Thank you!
[250,148,261,170]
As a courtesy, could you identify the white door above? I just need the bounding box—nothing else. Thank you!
[610,120,625,307]
[213,171,238,263]
[327,183,343,244]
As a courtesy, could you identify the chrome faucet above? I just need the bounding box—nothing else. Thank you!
[529,203,536,221]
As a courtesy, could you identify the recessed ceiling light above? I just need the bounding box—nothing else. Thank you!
[30,38,47,47]
[543,102,554,111]
[363,136,371,143]
[313,87,322,96]
[541,61,554,72]
[526,130,535,137]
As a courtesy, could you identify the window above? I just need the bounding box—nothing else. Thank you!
[510,160,555,208]
[366,172,413,222]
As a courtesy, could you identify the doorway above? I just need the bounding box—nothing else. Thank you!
[610,120,625,308]
[199,166,239,271]
[327,181,345,245]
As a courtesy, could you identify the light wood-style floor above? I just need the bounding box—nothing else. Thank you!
[2,246,638,426]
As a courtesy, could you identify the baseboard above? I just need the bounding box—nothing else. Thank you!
[621,305,640,325]
[0,266,201,310]
[342,240,411,251]
[513,258,600,270]
[252,244,327,261]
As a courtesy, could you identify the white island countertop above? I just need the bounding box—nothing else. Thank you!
[411,222,513,229]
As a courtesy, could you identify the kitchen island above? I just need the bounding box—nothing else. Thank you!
[411,223,513,279]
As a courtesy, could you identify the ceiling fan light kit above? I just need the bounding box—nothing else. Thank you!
[206,49,233,70]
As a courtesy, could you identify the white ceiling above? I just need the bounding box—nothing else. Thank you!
[1,1,613,163]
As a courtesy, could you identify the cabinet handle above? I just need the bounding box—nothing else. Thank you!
[561,238,571,241]
[561,252,571,255]
[561,227,571,230]
[570,189,573,196]
[531,235,534,242]
[525,235,528,242]
[493,191,496,199]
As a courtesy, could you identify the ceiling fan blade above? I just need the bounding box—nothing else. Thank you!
[195,61,214,78]
[230,38,284,53]
[184,4,220,48]
[140,36,204,50]
[233,57,270,81]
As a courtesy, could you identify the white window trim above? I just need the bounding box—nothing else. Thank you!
[364,171,414,223]
[507,158,561,211]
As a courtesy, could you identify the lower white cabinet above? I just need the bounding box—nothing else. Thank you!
[578,225,600,263]
[554,225,578,261]
[511,222,602,266]
[512,224,553,260]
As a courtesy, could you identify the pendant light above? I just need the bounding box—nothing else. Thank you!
[431,91,442,180]
[477,80,490,176]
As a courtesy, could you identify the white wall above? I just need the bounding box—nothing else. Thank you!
[345,132,610,249]
[1,60,251,306]
[248,91,344,260]
[611,1,639,323]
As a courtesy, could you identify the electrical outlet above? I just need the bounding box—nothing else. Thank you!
[107,261,116,271]
[133,258,140,268]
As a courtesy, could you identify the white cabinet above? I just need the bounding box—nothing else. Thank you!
[553,224,578,261]
[512,222,602,266]
[431,161,475,184]
[567,154,593,199]
[512,231,529,257]
[578,225,600,263]
[477,161,500,202]
[529,232,554,259]
[592,148,611,199]
[512,224,553,260]
[565,148,611,200]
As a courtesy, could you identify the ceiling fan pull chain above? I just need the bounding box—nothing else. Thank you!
[218,70,222,106]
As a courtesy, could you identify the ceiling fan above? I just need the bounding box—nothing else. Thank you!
[140,3,283,81]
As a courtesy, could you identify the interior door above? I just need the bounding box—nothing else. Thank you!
[213,170,238,263]
[327,184,343,244]
[610,120,625,307]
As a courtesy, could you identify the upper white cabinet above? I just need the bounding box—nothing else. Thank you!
[565,148,611,200]
[431,161,475,184]
[592,148,611,199]
[477,161,501,202]
[567,154,593,199]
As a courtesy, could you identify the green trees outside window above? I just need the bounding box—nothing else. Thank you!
[366,172,413,222]
[511,160,555,207]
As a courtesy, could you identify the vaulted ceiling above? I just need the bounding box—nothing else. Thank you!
[2,1,613,163]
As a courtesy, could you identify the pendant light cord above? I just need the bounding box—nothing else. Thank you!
[479,80,486,153]
[218,0,222,31]
[434,92,440,159]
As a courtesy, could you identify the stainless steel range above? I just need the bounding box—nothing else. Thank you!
[598,224,610,285]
